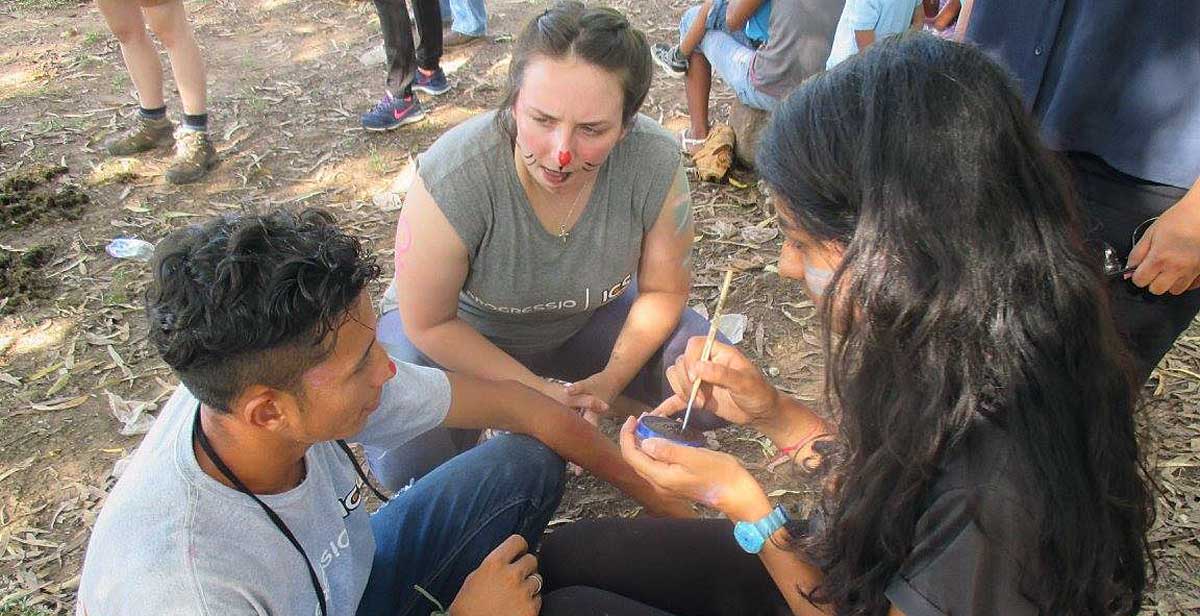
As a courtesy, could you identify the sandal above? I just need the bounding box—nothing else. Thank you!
[678,127,706,155]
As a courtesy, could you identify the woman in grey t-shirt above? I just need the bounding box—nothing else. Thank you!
[368,1,725,491]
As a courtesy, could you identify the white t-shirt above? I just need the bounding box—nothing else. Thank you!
[76,361,451,616]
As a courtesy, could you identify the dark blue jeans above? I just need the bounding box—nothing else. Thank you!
[366,282,728,492]
[357,434,565,615]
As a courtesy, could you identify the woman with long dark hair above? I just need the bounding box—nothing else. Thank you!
[539,32,1154,616]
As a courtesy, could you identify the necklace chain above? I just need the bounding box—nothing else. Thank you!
[557,177,594,245]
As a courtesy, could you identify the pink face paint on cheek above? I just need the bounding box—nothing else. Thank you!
[394,216,413,272]
[558,150,572,168]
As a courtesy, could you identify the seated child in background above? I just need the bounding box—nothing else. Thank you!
[651,0,772,151]
[653,0,772,75]
[651,0,841,154]
[826,0,922,69]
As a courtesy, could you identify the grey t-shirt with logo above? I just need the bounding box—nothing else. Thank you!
[76,361,451,616]
[382,111,683,356]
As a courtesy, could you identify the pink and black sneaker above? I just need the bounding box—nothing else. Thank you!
[361,93,426,131]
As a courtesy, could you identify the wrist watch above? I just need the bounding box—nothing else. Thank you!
[733,505,790,554]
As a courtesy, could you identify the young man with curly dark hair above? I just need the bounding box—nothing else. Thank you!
[76,208,686,616]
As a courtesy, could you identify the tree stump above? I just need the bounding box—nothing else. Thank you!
[730,102,771,170]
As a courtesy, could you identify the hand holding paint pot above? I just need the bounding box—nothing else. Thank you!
[619,416,772,522]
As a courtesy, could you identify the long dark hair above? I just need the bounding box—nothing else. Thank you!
[496,0,652,140]
[758,33,1153,614]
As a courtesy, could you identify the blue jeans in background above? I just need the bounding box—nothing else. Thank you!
[357,434,565,616]
[679,3,779,111]
[365,280,729,492]
[439,0,487,36]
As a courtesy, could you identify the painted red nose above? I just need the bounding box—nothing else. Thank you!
[558,150,572,167]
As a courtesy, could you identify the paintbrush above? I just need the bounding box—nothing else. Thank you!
[681,270,734,431]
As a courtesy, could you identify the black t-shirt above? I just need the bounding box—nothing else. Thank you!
[810,417,1043,615]
[884,417,1042,615]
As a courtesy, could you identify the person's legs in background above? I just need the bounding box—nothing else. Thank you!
[410,0,451,94]
[98,0,173,155]
[439,0,487,47]
[358,434,565,616]
[363,0,428,130]
[97,0,215,183]
[652,3,765,150]
[141,0,216,184]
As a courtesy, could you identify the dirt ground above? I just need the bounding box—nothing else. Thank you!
[1,0,1198,613]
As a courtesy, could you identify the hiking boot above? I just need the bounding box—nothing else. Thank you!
[105,116,174,156]
[413,67,451,96]
[652,43,688,77]
[164,130,217,184]
[443,30,483,48]
[361,93,426,131]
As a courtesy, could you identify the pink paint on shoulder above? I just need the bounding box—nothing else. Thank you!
[394,215,413,272]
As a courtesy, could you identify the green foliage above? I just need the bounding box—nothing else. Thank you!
[0,598,55,616]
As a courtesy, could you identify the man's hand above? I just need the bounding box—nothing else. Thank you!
[1127,189,1200,295]
[449,535,542,616]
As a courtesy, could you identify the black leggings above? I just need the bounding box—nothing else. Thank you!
[539,518,791,616]
[542,586,675,616]
[373,0,442,96]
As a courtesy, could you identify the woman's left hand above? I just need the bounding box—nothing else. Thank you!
[619,416,772,522]
[565,372,621,416]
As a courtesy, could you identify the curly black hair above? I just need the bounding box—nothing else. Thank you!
[145,208,382,411]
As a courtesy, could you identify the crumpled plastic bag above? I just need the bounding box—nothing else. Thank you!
[688,305,748,345]
[717,313,748,344]
[106,390,157,436]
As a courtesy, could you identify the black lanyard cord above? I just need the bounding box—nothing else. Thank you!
[192,405,328,616]
[335,440,390,503]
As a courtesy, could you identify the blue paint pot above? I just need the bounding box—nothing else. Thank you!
[636,415,706,448]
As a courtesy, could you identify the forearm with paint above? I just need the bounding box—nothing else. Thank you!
[491,379,678,510]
